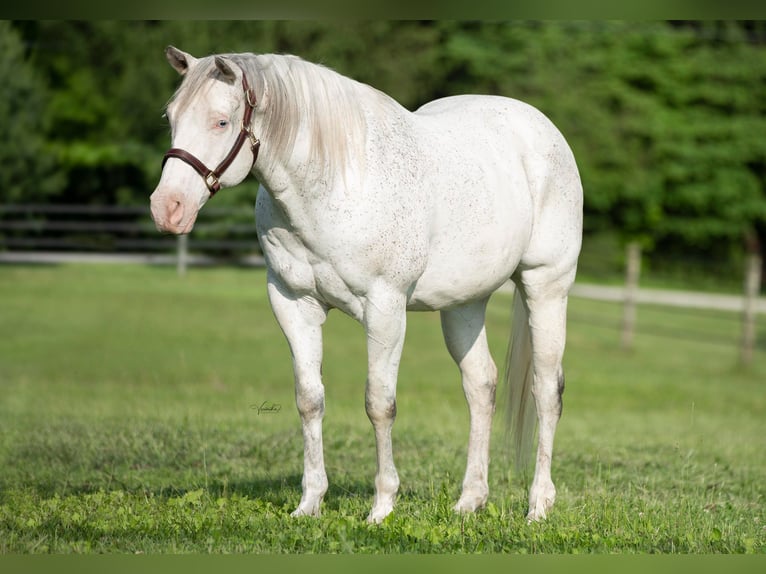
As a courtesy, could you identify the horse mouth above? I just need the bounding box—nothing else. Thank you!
[150,192,199,235]
[157,219,196,235]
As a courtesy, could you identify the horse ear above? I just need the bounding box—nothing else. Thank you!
[165,46,198,76]
[214,56,237,84]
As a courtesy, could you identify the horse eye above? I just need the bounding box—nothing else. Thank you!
[217,119,229,128]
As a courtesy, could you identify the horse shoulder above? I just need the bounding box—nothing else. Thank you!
[255,188,317,295]
[255,187,378,320]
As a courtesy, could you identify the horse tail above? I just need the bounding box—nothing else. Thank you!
[504,288,536,474]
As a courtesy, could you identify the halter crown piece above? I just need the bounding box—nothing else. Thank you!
[162,63,260,196]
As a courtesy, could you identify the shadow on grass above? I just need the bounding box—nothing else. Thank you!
[1,472,377,513]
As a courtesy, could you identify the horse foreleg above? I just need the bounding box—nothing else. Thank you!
[267,276,329,517]
[363,285,407,524]
[440,299,497,513]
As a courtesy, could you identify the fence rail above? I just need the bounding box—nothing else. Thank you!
[1,205,763,363]
[614,242,762,366]
[0,203,263,269]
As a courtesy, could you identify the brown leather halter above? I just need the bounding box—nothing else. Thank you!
[162,64,260,196]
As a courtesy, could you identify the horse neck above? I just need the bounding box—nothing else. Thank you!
[249,55,406,199]
[253,142,334,199]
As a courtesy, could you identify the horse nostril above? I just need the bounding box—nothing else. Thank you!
[168,199,184,226]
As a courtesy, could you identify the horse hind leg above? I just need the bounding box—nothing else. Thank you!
[516,272,572,522]
[440,298,497,513]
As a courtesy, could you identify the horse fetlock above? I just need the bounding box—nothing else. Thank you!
[368,471,399,524]
[527,481,556,522]
[375,466,399,492]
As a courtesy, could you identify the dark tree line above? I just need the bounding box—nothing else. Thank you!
[2,20,765,277]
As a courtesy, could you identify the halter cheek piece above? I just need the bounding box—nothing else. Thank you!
[162,64,260,196]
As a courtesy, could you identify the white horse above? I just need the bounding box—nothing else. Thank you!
[151,46,583,524]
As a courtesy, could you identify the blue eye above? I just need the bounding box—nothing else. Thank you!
[217,119,229,128]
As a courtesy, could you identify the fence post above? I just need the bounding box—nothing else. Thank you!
[740,252,762,366]
[622,241,641,350]
[177,233,188,277]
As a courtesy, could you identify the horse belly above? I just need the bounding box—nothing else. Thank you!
[407,183,532,311]
[407,237,524,311]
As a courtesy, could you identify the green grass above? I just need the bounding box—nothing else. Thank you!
[0,264,764,553]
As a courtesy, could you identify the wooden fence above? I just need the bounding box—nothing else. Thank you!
[0,203,264,274]
[1,205,763,364]
[616,242,763,366]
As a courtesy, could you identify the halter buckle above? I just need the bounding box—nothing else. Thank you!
[247,130,260,150]
[205,172,221,192]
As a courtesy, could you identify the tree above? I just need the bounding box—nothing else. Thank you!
[12,22,177,206]
[645,23,766,262]
[9,21,766,280]
[0,21,63,203]
[434,21,766,274]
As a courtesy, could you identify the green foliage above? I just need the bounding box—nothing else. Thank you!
[433,22,766,257]
[0,22,63,202]
[0,265,764,553]
[6,21,766,272]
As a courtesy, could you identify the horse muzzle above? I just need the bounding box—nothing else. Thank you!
[150,188,199,235]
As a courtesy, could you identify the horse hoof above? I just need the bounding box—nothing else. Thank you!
[366,505,393,524]
[525,497,554,523]
[290,503,321,518]
[453,493,487,514]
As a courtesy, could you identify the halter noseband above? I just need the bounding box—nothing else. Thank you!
[162,64,260,196]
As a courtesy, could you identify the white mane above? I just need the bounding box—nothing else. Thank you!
[169,52,397,179]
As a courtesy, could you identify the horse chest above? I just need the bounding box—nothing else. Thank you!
[256,186,426,318]
[259,224,367,319]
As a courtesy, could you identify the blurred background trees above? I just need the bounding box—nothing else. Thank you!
[2,20,765,284]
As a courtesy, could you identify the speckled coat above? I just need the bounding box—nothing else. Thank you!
[151,47,583,525]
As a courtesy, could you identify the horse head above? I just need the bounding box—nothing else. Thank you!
[150,46,260,234]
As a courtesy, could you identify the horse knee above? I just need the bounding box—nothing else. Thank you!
[296,382,325,419]
[365,394,397,425]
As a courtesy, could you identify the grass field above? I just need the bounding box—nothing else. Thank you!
[0,263,764,554]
